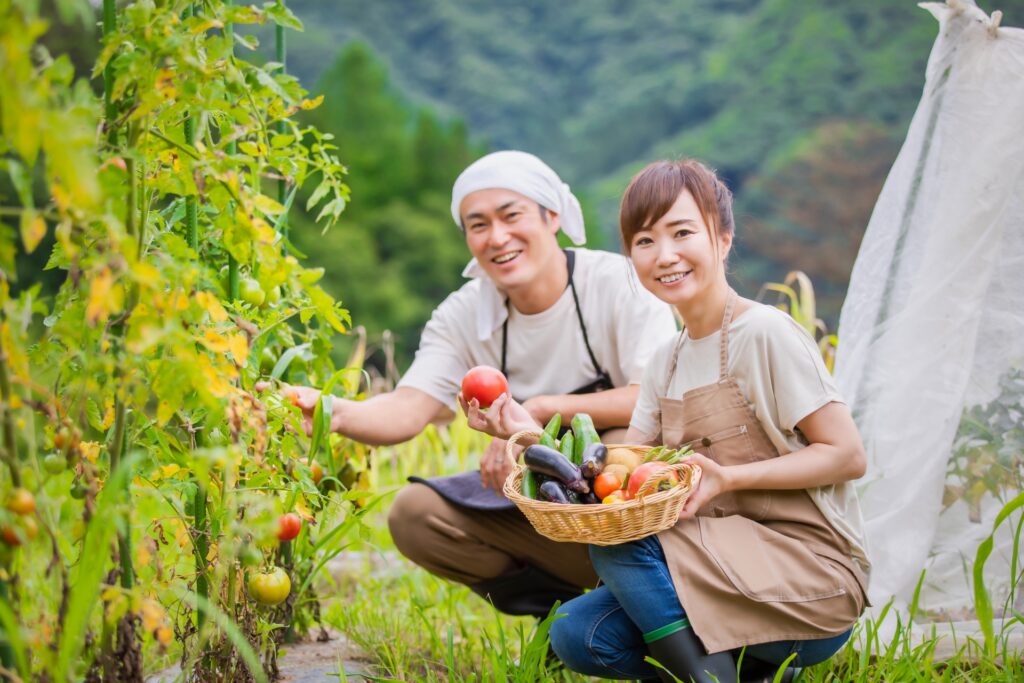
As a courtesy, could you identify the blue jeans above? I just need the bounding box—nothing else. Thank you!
[548,536,852,680]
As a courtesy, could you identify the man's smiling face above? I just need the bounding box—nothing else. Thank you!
[460,188,561,291]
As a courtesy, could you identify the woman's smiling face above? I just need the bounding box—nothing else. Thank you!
[628,189,731,308]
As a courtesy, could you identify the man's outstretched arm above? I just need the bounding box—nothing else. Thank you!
[261,384,447,447]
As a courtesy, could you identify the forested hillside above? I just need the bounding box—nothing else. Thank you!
[18,0,1024,364]
[264,0,1021,328]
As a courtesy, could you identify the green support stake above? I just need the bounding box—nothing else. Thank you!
[102,0,116,145]
[226,1,240,300]
[276,15,288,239]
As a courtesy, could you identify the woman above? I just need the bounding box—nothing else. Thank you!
[464,159,870,682]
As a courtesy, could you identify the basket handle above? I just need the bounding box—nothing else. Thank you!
[505,430,543,468]
[635,461,702,500]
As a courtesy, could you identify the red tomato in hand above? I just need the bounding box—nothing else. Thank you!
[461,366,509,408]
[627,462,680,498]
[277,513,302,541]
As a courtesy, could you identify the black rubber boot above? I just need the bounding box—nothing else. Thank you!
[469,564,583,618]
[646,627,737,683]
[737,658,800,683]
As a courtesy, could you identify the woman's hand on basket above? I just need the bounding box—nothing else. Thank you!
[459,392,540,441]
[677,453,732,520]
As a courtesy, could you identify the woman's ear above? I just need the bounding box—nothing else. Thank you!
[719,228,734,262]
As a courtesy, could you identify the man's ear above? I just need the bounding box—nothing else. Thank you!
[545,209,562,236]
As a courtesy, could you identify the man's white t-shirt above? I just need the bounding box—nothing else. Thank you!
[398,248,678,407]
[631,303,870,577]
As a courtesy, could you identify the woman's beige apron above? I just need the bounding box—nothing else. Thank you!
[655,292,868,654]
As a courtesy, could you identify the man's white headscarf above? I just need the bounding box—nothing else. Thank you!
[452,151,586,278]
[450,150,588,339]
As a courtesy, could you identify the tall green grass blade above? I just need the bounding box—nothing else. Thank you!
[0,588,29,678]
[270,342,310,380]
[973,491,1024,658]
[55,451,141,681]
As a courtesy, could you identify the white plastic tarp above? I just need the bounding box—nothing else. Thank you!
[835,0,1024,643]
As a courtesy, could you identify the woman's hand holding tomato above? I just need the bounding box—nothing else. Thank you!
[459,391,540,442]
[677,452,730,520]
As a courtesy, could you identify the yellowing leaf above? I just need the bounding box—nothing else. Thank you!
[252,194,285,216]
[199,328,230,353]
[130,261,161,288]
[300,95,324,110]
[155,68,176,100]
[157,400,175,426]
[20,211,46,254]
[102,402,115,430]
[86,268,124,326]
[294,496,316,523]
[158,464,181,479]
[136,545,153,571]
[139,598,164,631]
[198,356,231,398]
[195,291,228,323]
[228,334,249,367]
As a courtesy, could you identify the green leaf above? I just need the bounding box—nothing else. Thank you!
[973,491,1024,659]
[263,1,304,31]
[270,343,310,380]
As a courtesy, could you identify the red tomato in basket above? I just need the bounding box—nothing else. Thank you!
[627,462,680,499]
[461,366,509,408]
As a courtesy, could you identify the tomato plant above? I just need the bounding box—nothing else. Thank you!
[0,0,381,679]
[461,366,510,408]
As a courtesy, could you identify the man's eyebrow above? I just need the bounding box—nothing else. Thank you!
[464,200,527,221]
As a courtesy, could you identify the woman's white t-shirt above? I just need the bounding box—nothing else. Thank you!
[631,302,870,576]
[398,248,679,406]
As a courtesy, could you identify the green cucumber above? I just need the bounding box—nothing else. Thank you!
[559,432,575,463]
[571,413,600,466]
[522,470,540,499]
[543,413,562,442]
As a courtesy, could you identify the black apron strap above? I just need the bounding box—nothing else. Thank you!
[501,249,611,390]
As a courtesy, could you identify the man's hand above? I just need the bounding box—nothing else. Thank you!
[253,381,341,436]
[460,392,540,441]
[480,437,518,492]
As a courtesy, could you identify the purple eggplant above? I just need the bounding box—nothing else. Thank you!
[524,445,590,494]
[538,480,572,504]
[579,443,608,479]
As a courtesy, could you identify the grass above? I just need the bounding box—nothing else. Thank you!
[312,418,1023,682]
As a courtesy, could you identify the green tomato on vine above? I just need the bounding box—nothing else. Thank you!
[239,277,265,307]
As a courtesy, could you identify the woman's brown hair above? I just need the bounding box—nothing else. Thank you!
[619,159,735,257]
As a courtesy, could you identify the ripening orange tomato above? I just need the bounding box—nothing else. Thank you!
[593,472,623,500]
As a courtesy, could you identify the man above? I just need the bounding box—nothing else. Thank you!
[281,151,677,617]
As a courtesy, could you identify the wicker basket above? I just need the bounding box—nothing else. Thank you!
[502,430,701,546]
